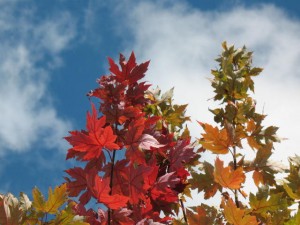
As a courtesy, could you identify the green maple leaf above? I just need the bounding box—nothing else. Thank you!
[283,157,300,200]
[284,209,300,225]
[53,201,89,225]
[144,86,190,132]
[250,190,288,218]
[189,161,221,199]
[245,143,282,187]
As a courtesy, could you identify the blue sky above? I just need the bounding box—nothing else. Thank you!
[1,0,300,206]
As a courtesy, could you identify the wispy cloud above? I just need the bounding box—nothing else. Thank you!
[114,1,300,165]
[0,2,75,154]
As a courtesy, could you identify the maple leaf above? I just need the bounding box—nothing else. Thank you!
[199,122,232,154]
[65,104,119,160]
[150,172,180,211]
[186,206,208,224]
[214,157,245,189]
[139,134,164,150]
[124,117,163,163]
[285,209,300,225]
[52,201,90,225]
[109,52,150,85]
[125,164,153,204]
[186,205,221,225]
[154,172,180,191]
[124,117,146,163]
[73,203,107,225]
[246,119,262,150]
[86,171,129,210]
[65,167,86,196]
[222,198,258,225]
[253,170,264,187]
[124,117,144,145]
[126,82,151,107]
[284,181,300,201]
[104,163,153,206]
[282,158,300,200]
[32,184,68,214]
[86,103,106,132]
[65,167,93,205]
[189,161,221,199]
[101,159,130,197]
[112,208,134,225]
[136,218,165,225]
[19,192,32,212]
[168,139,195,172]
[190,204,224,225]
[249,190,288,217]
[0,193,23,225]
[248,143,278,186]
[118,106,143,124]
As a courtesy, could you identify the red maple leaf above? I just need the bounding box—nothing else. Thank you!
[73,203,105,225]
[101,159,129,197]
[86,169,129,210]
[65,167,92,205]
[146,172,180,215]
[109,52,150,85]
[65,104,119,160]
[126,82,151,107]
[124,117,146,163]
[124,117,163,163]
[168,139,195,172]
[150,172,180,204]
[118,106,143,124]
[112,208,134,225]
[117,164,153,204]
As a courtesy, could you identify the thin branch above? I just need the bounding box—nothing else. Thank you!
[180,199,188,224]
[108,122,119,224]
[233,146,240,208]
[108,149,116,225]
[109,150,116,195]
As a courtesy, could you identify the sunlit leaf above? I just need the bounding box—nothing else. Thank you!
[199,122,232,154]
[214,157,245,189]
[222,198,258,225]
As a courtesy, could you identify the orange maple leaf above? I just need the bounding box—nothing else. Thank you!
[222,198,258,225]
[199,122,232,154]
[253,170,264,187]
[214,157,245,189]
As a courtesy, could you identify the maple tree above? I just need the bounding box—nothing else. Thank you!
[187,42,299,224]
[1,42,300,224]
[64,52,198,224]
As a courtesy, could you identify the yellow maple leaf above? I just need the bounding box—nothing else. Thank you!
[32,184,68,214]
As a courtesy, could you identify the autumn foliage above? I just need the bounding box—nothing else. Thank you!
[1,42,300,224]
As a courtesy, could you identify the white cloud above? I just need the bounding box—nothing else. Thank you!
[118,1,300,162]
[114,0,300,206]
[0,2,75,153]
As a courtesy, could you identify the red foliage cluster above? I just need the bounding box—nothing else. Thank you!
[64,53,196,224]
